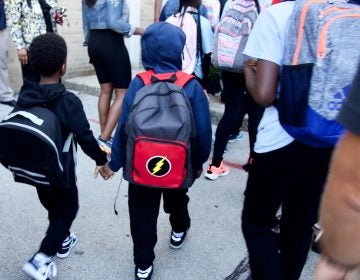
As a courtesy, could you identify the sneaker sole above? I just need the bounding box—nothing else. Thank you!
[169,242,184,249]
[56,237,78,259]
[228,138,243,143]
[204,170,230,180]
[23,262,57,280]
[228,134,244,143]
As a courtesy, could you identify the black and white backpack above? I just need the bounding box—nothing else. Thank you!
[0,106,73,188]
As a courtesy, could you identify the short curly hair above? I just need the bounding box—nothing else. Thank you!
[29,33,67,77]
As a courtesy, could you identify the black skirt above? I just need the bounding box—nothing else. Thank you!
[88,29,132,88]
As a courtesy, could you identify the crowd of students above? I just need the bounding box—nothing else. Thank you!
[1,0,360,280]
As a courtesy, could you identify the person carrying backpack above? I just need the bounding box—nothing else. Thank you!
[0,33,108,280]
[205,0,265,180]
[241,1,334,279]
[314,64,360,280]
[159,0,209,21]
[96,22,212,280]
[166,0,214,87]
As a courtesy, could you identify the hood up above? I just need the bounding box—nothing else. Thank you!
[141,22,186,74]
[17,81,66,108]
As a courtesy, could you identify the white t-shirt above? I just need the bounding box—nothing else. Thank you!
[243,1,295,153]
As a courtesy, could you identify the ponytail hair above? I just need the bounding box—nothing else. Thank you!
[178,0,201,12]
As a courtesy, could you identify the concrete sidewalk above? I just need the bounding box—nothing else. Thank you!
[0,85,318,280]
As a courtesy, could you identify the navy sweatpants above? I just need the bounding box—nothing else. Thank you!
[128,183,191,270]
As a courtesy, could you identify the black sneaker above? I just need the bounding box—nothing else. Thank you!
[135,265,153,280]
[22,252,57,280]
[56,232,78,259]
[170,229,188,249]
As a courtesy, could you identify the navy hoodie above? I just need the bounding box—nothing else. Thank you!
[109,22,212,174]
[17,81,108,187]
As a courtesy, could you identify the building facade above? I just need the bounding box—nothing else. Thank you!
[7,0,155,91]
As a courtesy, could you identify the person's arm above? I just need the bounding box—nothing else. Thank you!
[81,1,90,46]
[106,1,143,36]
[60,94,107,166]
[318,131,360,266]
[242,9,282,108]
[188,81,212,170]
[315,255,360,280]
[244,59,279,107]
[154,0,163,22]
[200,16,213,87]
[4,0,25,50]
[4,0,28,64]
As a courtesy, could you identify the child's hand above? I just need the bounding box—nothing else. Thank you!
[94,165,103,178]
[97,163,115,180]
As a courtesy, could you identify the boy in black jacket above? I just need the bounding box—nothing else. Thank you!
[18,33,108,280]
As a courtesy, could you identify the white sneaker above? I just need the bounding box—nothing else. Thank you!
[23,252,57,280]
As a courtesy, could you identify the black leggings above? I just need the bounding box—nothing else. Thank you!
[128,184,191,270]
[212,71,263,167]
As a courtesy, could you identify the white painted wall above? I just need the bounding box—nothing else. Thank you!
[7,0,146,91]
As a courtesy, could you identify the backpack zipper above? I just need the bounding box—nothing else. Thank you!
[317,13,360,59]
[292,0,324,65]
[292,1,360,64]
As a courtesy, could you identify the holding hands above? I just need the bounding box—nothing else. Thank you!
[94,163,115,180]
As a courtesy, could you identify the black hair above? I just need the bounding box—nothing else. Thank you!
[85,0,97,7]
[27,0,32,8]
[29,33,67,77]
[178,0,201,12]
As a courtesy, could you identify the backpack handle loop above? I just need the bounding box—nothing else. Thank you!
[151,74,177,84]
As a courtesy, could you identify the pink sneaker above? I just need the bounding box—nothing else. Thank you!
[204,161,230,180]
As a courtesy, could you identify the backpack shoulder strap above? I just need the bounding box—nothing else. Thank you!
[174,71,195,88]
[254,0,260,14]
[137,70,156,85]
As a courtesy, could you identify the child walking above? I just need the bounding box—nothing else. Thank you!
[17,33,108,280]
[98,22,212,280]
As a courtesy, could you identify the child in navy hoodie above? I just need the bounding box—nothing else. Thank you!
[97,22,212,280]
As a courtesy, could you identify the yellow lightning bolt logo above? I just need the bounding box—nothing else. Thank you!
[151,156,167,175]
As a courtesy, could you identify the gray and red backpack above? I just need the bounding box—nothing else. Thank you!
[123,70,197,189]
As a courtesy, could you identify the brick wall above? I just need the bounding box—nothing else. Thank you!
[7,0,154,91]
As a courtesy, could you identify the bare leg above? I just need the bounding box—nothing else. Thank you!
[100,88,126,141]
[98,83,113,135]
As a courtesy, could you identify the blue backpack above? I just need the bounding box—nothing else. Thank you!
[279,0,360,147]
